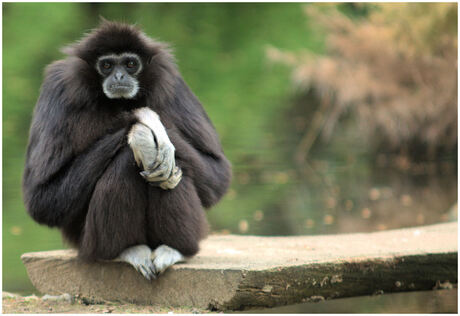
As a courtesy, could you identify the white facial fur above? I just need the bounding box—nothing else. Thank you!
[96,52,143,99]
[102,81,140,99]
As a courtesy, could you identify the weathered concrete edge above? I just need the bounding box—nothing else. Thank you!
[216,252,458,311]
[21,254,246,309]
[22,250,457,311]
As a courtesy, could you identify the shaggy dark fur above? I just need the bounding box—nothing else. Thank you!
[22,21,232,260]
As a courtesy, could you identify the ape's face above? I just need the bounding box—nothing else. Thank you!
[96,53,143,99]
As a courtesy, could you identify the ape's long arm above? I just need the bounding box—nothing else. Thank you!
[164,77,232,208]
[23,128,127,227]
[22,66,131,228]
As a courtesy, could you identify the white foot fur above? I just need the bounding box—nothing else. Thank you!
[118,244,185,280]
[152,245,185,275]
[118,245,156,280]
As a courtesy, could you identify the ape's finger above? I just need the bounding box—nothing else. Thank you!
[139,266,152,281]
[148,149,165,171]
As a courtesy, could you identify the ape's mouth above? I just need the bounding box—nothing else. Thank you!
[110,84,133,90]
[104,82,139,99]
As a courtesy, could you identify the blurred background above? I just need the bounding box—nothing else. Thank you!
[3,2,457,307]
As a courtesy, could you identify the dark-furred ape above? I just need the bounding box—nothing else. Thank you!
[22,21,231,280]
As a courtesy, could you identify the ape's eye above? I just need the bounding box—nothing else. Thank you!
[127,60,137,68]
[102,62,112,69]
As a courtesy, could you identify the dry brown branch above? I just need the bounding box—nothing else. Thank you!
[269,3,458,159]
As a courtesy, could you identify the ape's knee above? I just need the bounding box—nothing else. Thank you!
[147,175,208,258]
[174,239,199,257]
[77,236,99,262]
[78,230,123,261]
[165,218,208,257]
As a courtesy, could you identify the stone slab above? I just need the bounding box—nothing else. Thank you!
[21,222,458,310]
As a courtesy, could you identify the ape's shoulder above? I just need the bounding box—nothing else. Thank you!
[44,57,84,82]
[40,57,99,110]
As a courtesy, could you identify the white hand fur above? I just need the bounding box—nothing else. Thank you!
[128,107,182,189]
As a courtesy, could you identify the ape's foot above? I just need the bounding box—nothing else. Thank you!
[118,244,156,280]
[151,245,185,275]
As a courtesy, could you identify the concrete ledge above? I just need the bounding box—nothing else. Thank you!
[22,222,458,311]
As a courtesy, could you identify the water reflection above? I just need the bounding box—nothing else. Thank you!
[211,146,457,237]
[247,289,458,313]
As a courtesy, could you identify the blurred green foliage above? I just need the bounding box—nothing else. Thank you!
[3,3,323,293]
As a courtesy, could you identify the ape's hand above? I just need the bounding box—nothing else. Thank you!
[127,123,158,170]
[156,166,183,190]
[129,107,181,189]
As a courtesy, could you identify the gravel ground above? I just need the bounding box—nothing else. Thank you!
[2,292,210,314]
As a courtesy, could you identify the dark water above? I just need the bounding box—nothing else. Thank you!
[247,289,458,313]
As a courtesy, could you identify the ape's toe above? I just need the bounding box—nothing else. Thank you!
[152,244,185,275]
[118,244,156,281]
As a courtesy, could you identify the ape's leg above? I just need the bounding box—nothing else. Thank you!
[79,146,149,265]
[146,173,208,275]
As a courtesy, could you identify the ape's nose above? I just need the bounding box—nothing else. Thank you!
[114,72,124,81]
